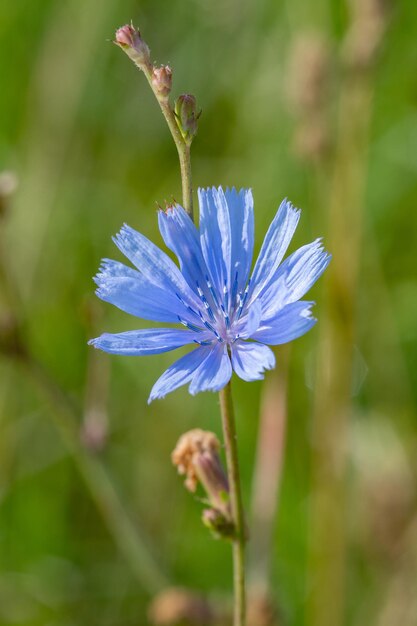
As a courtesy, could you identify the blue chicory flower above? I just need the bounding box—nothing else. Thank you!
[89,187,330,402]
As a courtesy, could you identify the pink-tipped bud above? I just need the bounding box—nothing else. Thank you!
[174,94,201,144]
[114,24,150,70]
[151,65,173,99]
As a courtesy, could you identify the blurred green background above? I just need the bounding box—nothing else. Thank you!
[1,0,417,624]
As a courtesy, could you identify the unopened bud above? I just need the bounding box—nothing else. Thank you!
[174,94,201,144]
[114,24,151,70]
[202,508,235,540]
[151,65,172,99]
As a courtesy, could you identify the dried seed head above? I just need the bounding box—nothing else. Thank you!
[172,429,230,516]
[172,429,220,491]
[151,65,173,99]
[114,24,151,70]
[148,587,213,625]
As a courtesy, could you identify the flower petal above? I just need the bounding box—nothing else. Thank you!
[252,301,316,345]
[236,300,262,339]
[259,239,331,319]
[189,343,232,395]
[198,187,232,295]
[94,259,195,323]
[113,224,201,312]
[249,199,300,300]
[231,341,276,382]
[89,328,203,356]
[224,188,254,294]
[157,205,211,297]
[148,345,213,402]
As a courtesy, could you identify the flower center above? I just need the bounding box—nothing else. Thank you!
[176,273,252,347]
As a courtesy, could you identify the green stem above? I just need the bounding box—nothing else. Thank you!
[219,382,246,626]
[142,66,194,220]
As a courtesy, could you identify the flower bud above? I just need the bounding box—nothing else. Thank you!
[202,508,235,540]
[174,94,201,144]
[151,65,172,99]
[114,24,151,70]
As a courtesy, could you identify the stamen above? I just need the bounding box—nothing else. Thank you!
[223,279,229,311]
[201,295,215,320]
[195,280,215,322]
[204,320,220,337]
[205,275,220,308]
[177,316,203,332]
[193,339,214,346]
[220,305,231,329]
[237,279,251,319]
[231,271,239,304]
[176,291,199,320]
[198,313,221,339]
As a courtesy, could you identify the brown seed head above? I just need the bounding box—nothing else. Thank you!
[148,587,213,625]
[172,429,221,492]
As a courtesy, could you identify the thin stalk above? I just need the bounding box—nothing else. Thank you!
[219,382,246,626]
[141,67,194,219]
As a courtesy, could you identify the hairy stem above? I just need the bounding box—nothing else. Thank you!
[219,382,246,626]
[142,67,194,219]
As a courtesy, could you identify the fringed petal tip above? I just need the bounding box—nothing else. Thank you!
[301,301,317,320]
[197,185,253,198]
